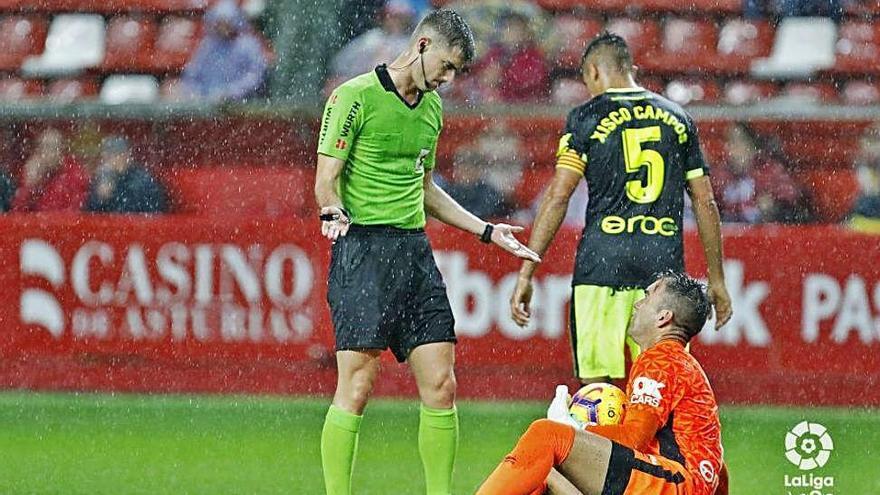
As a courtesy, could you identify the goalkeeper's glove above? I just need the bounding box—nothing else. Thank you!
[546,384,580,428]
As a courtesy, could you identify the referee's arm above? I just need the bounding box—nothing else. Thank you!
[423,170,540,261]
[315,153,349,240]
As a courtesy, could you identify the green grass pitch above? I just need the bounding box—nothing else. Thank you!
[0,392,877,494]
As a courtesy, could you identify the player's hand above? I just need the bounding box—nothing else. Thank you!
[510,275,534,327]
[490,224,541,262]
[320,206,351,241]
[708,283,732,330]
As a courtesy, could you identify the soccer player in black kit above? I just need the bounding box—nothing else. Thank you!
[510,33,733,385]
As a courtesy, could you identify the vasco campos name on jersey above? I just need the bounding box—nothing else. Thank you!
[601,214,677,237]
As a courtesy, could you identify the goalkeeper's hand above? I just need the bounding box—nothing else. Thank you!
[546,385,580,428]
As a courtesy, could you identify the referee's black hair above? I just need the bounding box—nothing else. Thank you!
[414,9,476,63]
[654,270,711,340]
[581,31,634,74]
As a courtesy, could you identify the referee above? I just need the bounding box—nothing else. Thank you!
[510,33,732,385]
[315,9,540,495]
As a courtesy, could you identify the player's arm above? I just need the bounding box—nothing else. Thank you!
[585,406,661,452]
[687,175,732,329]
[423,170,540,261]
[684,117,732,329]
[315,85,361,241]
[510,128,583,327]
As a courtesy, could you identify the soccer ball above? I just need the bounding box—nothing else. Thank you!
[569,383,626,427]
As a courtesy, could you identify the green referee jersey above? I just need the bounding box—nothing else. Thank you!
[317,65,443,229]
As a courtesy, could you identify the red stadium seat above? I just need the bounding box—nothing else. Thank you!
[834,21,880,75]
[643,0,740,13]
[0,0,208,13]
[0,15,48,71]
[102,16,158,72]
[538,0,629,12]
[46,77,99,102]
[664,78,721,105]
[715,19,774,73]
[549,15,603,70]
[845,0,880,17]
[778,82,839,103]
[723,80,777,105]
[0,77,43,100]
[605,18,661,65]
[841,80,880,105]
[148,16,200,72]
[159,76,186,101]
[644,18,719,73]
[638,76,665,94]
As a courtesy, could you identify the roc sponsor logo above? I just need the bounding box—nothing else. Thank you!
[600,215,677,237]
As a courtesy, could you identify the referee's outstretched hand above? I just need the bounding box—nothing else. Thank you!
[320,206,351,241]
[490,224,541,263]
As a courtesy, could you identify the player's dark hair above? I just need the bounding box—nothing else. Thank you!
[656,270,710,340]
[581,31,633,73]
[414,9,476,63]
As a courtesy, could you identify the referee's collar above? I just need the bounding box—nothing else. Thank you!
[375,64,423,109]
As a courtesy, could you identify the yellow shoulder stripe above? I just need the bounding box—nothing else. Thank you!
[556,149,586,175]
[685,168,705,180]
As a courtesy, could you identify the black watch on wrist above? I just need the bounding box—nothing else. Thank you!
[320,207,350,222]
[480,223,494,243]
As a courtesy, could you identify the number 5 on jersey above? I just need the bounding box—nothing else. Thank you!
[622,126,664,204]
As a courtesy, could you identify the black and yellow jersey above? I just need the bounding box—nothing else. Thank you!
[557,87,709,288]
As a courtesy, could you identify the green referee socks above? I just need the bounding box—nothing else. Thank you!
[321,405,362,495]
[419,404,459,495]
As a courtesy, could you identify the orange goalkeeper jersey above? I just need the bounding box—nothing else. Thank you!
[623,339,723,495]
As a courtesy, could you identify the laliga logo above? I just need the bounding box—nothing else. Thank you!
[785,421,833,470]
[20,239,66,338]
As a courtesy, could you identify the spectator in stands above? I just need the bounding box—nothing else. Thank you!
[744,0,843,20]
[468,11,550,103]
[85,136,167,214]
[848,123,880,233]
[475,122,527,206]
[327,0,416,91]
[444,147,514,219]
[10,128,89,212]
[712,122,809,223]
[181,0,268,102]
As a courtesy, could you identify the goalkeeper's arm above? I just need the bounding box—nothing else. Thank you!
[585,407,661,452]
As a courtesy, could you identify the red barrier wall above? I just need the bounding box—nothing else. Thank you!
[0,215,877,405]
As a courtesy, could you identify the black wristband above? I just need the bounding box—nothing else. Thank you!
[480,223,494,243]
[319,208,350,222]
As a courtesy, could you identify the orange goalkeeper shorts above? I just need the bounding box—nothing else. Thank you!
[602,442,696,495]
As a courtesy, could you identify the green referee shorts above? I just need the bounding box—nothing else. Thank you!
[570,284,644,380]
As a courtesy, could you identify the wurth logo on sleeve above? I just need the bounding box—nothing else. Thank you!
[335,139,347,150]
[631,376,665,407]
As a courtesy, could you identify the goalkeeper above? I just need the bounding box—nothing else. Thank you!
[478,272,728,495]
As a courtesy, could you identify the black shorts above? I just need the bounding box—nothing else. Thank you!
[327,224,456,362]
